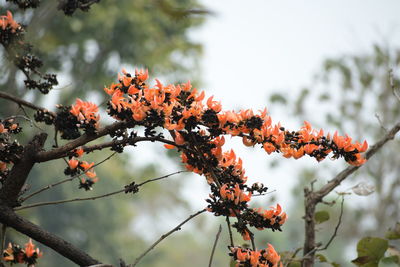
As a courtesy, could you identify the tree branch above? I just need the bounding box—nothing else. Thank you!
[0,133,47,206]
[15,171,186,210]
[208,224,222,267]
[316,196,345,252]
[20,152,118,202]
[132,209,206,266]
[315,121,400,201]
[0,91,55,115]
[0,204,99,266]
[302,121,400,267]
[35,121,128,162]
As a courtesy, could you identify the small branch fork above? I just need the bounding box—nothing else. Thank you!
[15,171,186,211]
[131,209,206,267]
[20,152,118,203]
[302,121,400,267]
[208,224,222,267]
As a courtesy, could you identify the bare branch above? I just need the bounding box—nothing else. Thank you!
[0,204,99,266]
[15,171,186,210]
[20,152,118,202]
[0,91,56,115]
[315,121,400,201]
[35,121,128,162]
[82,135,179,153]
[208,224,222,267]
[132,209,206,267]
[302,121,400,266]
[226,217,234,247]
[316,196,345,252]
[389,69,400,102]
[0,133,47,206]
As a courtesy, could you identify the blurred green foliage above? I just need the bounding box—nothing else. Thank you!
[267,44,400,265]
[0,0,211,266]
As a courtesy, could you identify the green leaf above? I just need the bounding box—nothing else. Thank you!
[316,253,328,262]
[269,93,287,104]
[352,237,389,266]
[331,262,341,267]
[378,256,399,267]
[229,258,236,267]
[352,256,372,266]
[287,261,301,267]
[385,223,400,240]
[315,211,330,224]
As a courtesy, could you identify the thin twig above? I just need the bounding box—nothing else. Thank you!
[374,113,387,132]
[252,189,276,197]
[208,224,222,267]
[20,152,118,202]
[249,232,256,251]
[316,196,345,251]
[0,91,55,115]
[1,224,6,256]
[283,247,302,267]
[389,69,400,102]
[131,209,206,267]
[15,171,185,210]
[302,121,400,267]
[226,217,234,247]
[87,264,114,267]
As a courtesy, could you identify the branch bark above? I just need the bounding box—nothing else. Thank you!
[35,121,128,162]
[302,121,400,267]
[0,133,47,206]
[0,204,99,266]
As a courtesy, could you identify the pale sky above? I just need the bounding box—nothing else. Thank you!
[187,0,400,206]
[131,0,400,239]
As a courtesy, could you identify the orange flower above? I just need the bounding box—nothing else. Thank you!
[136,68,149,82]
[265,243,280,265]
[164,144,175,149]
[68,158,79,169]
[236,249,248,261]
[242,136,255,147]
[174,131,185,145]
[207,96,222,113]
[3,243,14,262]
[75,147,84,157]
[80,161,94,171]
[70,98,99,123]
[263,142,276,154]
[242,230,251,241]
[86,170,97,179]
[0,11,20,32]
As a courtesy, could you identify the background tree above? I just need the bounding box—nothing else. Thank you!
[1,1,399,267]
[0,0,208,266]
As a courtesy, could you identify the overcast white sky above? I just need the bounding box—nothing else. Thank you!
[181,0,400,207]
[119,2,400,249]
[131,0,400,231]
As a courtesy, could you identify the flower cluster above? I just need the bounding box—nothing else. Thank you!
[101,69,368,263]
[54,99,99,140]
[2,239,42,266]
[64,147,98,190]
[229,244,281,267]
[0,119,23,183]
[0,11,58,94]
[0,11,21,34]
[104,69,367,166]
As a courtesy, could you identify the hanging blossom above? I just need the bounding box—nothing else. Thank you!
[229,244,281,267]
[64,147,98,190]
[0,11,21,33]
[2,239,42,266]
